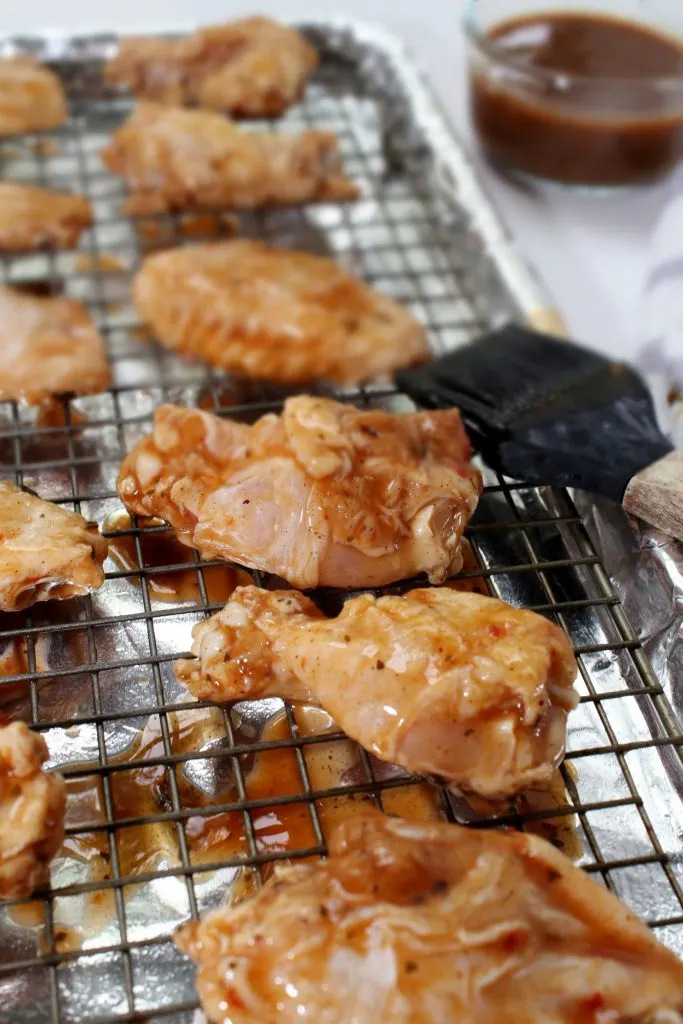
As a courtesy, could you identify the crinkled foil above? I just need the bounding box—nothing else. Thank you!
[0,20,682,1024]
[574,377,683,742]
[576,494,683,719]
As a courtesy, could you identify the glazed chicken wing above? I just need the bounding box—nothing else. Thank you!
[0,480,108,612]
[175,586,577,797]
[105,17,318,116]
[101,104,358,215]
[0,284,111,404]
[132,241,427,385]
[118,397,481,589]
[176,809,683,1024]
[0,722,65,899]
[0,182,92,251]
[0,56,67,136]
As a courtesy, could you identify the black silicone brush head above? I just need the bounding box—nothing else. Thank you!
[397,324,672,501]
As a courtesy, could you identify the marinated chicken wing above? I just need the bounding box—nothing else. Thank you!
[102,104,358,215]
[0,480,108,612]
[175,586,577,797]
[176,809,683,1024]
[105,18,318,116]
[0,284,111,404]
[0,722,65,899]
[132,241,427,385]
[0,56,67,136]
[118,397,481,589]
[0,182,92,251]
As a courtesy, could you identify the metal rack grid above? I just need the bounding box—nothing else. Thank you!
[1,28,683,1024]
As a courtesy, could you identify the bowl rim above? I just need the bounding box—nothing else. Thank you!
[462,0,683,91]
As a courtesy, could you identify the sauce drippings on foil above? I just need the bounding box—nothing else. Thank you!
[0,633,54,707]
[446,537,489,597]
[463,767,582,861]
[73,254,125,275]
[135,212,235,255]
[35,402,88,434]
[518,767,583,861]
[37,705,447,950]
[21,694,579,953]
[0,637,31,706]
[103,509,252,604]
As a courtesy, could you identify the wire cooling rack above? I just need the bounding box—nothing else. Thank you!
[1,25,683,1024]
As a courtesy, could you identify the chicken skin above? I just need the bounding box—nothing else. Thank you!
[0,481,108,612]
[0,182,92,251]
[0,284,111,404]
[0,722,65,899]
[118,397,481,589]
[105,17,318,116]
[0,56,67,136]
[175,587,577,798]
[132,241,427,385]
[101,104,358,215]
[176,809,683,1024]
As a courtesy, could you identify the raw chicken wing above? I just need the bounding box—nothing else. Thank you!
[105,18,317,116]
[176,809,683,1024]
[132,241,427,384]
[102,104,358,215]
[0,182,92,251]
[0,284,111,403]
[0,722,65,899]
[118,396,481,588]
[175,586,578,797]
[0,56,67,136]
[0,480,108,612]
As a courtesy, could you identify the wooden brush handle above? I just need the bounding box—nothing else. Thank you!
[526,306,567,337]
[622,451,683,541]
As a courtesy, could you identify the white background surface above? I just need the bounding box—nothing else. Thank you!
[2,0,668,359]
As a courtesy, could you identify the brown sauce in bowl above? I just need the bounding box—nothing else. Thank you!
[469,11,683,186]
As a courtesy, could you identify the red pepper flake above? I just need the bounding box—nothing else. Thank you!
[225,986,245,1009]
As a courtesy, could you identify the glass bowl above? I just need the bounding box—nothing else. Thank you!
[464,0,683,188]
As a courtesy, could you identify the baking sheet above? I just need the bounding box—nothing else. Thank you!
[0,21,682,1023]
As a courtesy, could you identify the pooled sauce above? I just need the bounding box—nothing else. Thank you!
[31,139,60,158]
[134,212,235,255]
[181,709,442,866]
[446,537,489,597]
[103,509,253,604]
[11,278,63,297]
[0,638,33,708]
[129,325,153,344]
[42,704,447,950]
[464,767,582,861]
[35,402,88,430]
[470,11,683,185]
[184,712,319,866]
[518,767,582,860]
[73,254,125,274]
[0,633,53,707]
[8,900,45,930]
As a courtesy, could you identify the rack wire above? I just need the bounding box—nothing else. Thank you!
[1,27,683,1024]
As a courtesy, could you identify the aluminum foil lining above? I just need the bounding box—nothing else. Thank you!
[0,19,681,1024]
[576,492,683,747]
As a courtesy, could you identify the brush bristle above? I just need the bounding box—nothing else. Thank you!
[398,324,672,502]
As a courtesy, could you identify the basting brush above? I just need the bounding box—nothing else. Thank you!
[397,324,683,541]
